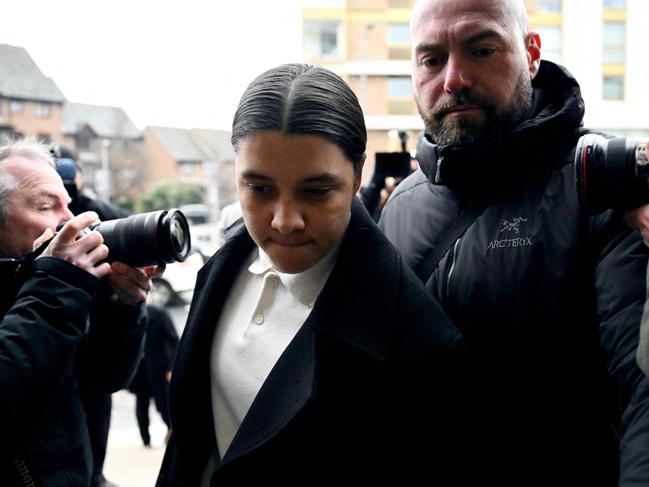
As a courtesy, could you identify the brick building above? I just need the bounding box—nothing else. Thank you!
[0,43,66,145]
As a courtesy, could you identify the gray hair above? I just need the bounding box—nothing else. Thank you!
[0,138,55,227]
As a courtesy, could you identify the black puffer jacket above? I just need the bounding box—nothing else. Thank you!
[380,61,649,486]
[0,254,146,486]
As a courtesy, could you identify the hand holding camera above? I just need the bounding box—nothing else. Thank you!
[36,211,111,279]
[35,208,190,303]
[108,262,165,305]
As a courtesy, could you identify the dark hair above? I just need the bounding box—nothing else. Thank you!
[231,63,367,173]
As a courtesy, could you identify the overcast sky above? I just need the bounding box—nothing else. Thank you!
[3,0,305,131]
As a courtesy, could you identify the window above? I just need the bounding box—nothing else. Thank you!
[120,167,137,182]
[303,21,340,59]
[388,77,412,98]
[10,101,24,114]
[537,0,561,11]
[388,23,410,44]
[603,76,624,100]
[35,103,52,118]
[604,0,626,9]
[536,26,562,63]
[180,163,197,176]
[603,22,625,63]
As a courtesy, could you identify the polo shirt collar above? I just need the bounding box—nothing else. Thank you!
[248,245,339,307]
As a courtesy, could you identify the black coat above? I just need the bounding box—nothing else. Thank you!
[0,252,146,486]
[0,257,97,484]
[380,61,649,485]
[157,198,466,486]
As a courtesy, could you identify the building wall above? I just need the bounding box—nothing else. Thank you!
[529,0,648,136]
[304,0,423,181]
[143,129,182,188]
[0,98,65,144]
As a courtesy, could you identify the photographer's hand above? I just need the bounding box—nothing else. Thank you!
[626,142,649,246]
[37,211,111,279]
[108,263,165,305]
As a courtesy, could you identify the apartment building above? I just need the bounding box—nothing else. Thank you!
[527,0,649,137]
[62,102,144,207]
[302,0,649,182]
[0,43,66,145]
[303,0,419,181]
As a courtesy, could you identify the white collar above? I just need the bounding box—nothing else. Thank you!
[248,244,339,306]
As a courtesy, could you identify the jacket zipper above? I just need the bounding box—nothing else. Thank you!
[442,238,461,311]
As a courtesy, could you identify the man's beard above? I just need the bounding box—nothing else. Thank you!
[417,69,534,147]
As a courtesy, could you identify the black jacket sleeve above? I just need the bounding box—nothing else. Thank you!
[592,212,649,485]
[76,281,147,393]
[0,257,98,457]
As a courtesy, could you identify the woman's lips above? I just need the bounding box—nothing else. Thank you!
[270,238,311,247]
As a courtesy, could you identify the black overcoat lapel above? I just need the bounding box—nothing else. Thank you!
[168,223,255,484]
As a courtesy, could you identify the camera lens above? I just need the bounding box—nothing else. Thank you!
[157,209,191,264]
[574,134,648,213]
[94,209,191,267]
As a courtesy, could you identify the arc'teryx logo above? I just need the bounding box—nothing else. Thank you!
[488,216,533,250]
[500,217,527,234]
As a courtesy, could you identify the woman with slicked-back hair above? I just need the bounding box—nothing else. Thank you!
[157,64,466,486]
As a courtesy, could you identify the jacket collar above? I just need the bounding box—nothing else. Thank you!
[210,197,399,361]
[417,61,585,192]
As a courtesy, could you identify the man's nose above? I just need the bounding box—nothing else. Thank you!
[443,56,473,94]
[271,200,305,234]
[60,206,74,223]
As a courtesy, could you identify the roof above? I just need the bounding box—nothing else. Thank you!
[146,126,234,162]
[62,102,141,139]
[0,43,66,103]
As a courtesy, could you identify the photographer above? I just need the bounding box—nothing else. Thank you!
[379,0,649,484]
[359,130,414,221]
[0,139,159,486]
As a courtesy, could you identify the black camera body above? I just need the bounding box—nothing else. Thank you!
[374,152,412,179]
[78,209,191,267]
[574,133,649,214]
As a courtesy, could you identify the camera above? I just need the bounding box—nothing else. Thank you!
[574,133,649,213]
[374,131,413,179]
[77,209,191,267]
[374,152,412,179]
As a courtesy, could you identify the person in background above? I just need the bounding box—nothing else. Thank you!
[157,63,466,486]
[54,145,132,487]
[128,304,179,448]
[213,200,242,251]
[379,0,649,484]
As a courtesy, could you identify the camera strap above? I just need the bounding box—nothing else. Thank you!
[13,447,44,487]
[416,199,489,286]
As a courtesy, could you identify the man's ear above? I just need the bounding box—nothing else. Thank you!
[526,31,542,80]
[354,154,366,193]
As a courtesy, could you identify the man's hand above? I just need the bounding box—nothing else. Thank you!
[626,142,649,246]
[36,211,111,279]
[108,263,165,305]
[627,205,649,247]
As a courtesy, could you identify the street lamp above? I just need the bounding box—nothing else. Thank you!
[99,139,111,202]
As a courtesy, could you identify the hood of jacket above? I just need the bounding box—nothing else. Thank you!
[416,61,585,192]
